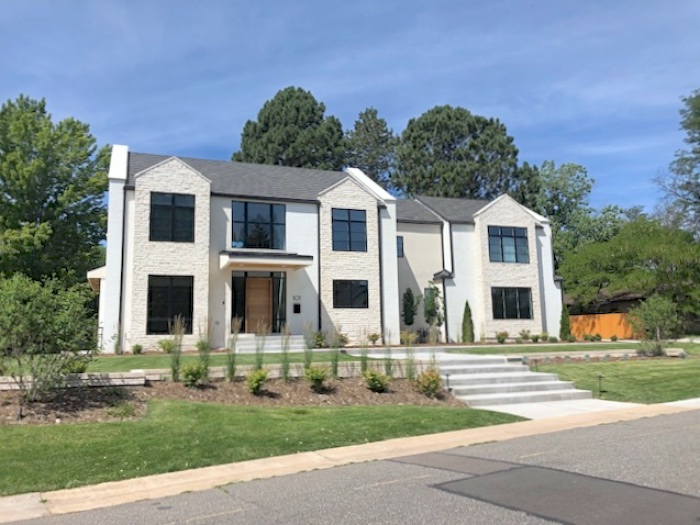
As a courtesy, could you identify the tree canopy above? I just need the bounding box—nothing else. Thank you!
[560,218,700,316]
[232,86,345,171]
[657,89,700,234]
[392,105,536,201]
[0,95,109,285]
[345,107,396,188]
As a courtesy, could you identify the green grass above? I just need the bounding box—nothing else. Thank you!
[0,401,521,495]
[450,341,700,357]
[537,358,700,404]
[87,351,357,373]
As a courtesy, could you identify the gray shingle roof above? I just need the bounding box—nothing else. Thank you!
[126,152,347,202]
[396,200,443,224]
[415,195,489,223]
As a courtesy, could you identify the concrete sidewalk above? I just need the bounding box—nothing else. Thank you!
[2,401,699,524]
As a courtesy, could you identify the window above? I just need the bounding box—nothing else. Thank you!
[397,236,404,258]
[147,276,194,334]
[333,280,368,308]
[232,201,285,250]
[491,287,532,319]
[150,192,195,242]
[488,226,529,263]
[332,208,367,252]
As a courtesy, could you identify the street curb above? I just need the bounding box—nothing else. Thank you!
[1,402,696,522]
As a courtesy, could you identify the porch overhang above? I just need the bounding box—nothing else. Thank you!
[219,250,314,271]
[87,266,106,292]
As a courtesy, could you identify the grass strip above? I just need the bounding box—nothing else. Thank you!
[0,401,521,495]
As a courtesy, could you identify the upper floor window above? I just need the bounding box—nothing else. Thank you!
[488,226,529,263]
[332,208,366,252]
[150,192,195,242]
[232,201,285,250]
[397,236,404,258]
[492,287,532,319]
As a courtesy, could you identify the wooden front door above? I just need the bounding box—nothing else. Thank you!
[245,278,272,333]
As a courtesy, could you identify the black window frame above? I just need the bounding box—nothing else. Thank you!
[147,275,194,334]
[397,236,404,258]
[491,287,532,320]
[333,280,369,309]
[488,226,529,263]
[232,201,286,250]
[149,192,195,243]
[332,208,367,252]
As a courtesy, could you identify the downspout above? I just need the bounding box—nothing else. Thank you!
[377,207,385,343]
[316,201,322,332]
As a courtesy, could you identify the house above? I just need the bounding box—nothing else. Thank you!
[396,195,562,342]
[89,145,561,351]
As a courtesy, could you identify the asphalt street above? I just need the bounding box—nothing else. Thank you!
[14,410,700,525]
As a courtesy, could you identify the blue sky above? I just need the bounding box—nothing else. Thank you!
[2,0,699,210]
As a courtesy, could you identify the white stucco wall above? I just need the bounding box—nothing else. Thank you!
[396,222,443,332]
[474,196,545,340]
[446,223,481,342]
[318,178,382,343]
[126,158,211,350]
[537,224,562,337]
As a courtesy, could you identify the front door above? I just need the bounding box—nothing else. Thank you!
[245,277,272,333]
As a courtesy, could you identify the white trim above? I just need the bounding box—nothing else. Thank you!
[318,175,387,206]
[132,156,212,184]
[344,167,396,202]
[108,145,128,181]
[473,193,548,225]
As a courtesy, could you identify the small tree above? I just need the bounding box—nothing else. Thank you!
[0,275,96,417]
[559,307,571,341]
[402,288,421,327]
[423,281,444,342]
[461,300,474,343]
[629,295,680,356]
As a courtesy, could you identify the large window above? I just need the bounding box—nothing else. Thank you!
[150,192,195,242]
[232,201,285,250]
[488,226,529,263]
[492,287,532,320]
[147,276,194,334]
[332,208,367,252]
[333,280,368,309]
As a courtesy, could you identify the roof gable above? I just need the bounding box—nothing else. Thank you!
[414,195,489,223]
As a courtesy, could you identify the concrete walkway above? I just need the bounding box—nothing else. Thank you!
[2,400,699,524]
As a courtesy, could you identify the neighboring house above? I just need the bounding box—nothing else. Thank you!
[89,145,561,352]
[396,195,562,342]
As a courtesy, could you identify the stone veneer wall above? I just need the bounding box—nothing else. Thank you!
[126,158,211,350]
[475,197,544,339]
[318,179,382,343]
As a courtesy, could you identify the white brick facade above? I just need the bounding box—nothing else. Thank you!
[125,158,211,350]
[318,179,383,343]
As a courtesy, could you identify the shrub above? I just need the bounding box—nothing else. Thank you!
[400,330,418,346]
[280,324,291,381]
[559,307,571,340]
[519,329,531,340]
[182,362,206,388]
[583,333,594,342]
[567,334,577,342]
[415,368,443,398]
[169,315,185,382]
[548,336,558,343]
[384,346,393,377]
[630,295,680,357]
[62,359,88,374]
[245,369,268,395]
[495,331,508,344]
[226,317,242,382]
[363,369,391,393]
[304,365,329,392]
[402,288,421,327]
[303,321,315,370]
[158,339,175,354]
[405,347,416,382]
[313,331,327,348]
[368,333,381,346]
[107,402,136,419]
[530,334,540,343]
[593,333,602,342]
[423,281,444,330]
[610,334,618,342]
[131,344,143,355]
[515,337,523,344]
[196,337,210,382]
[541,332,549,341]
[254,323,268,370]
[461,300,474,343]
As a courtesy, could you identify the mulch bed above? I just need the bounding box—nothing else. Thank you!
[0,377,465,426]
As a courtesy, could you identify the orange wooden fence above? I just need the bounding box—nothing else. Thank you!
[570,312,634,340]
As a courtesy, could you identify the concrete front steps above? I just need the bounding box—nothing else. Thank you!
[436,355,592,407]
[234,335,306,353]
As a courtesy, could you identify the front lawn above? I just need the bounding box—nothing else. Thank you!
[537,358,700,404]
[87,351,357,373]
[0,401,521,495]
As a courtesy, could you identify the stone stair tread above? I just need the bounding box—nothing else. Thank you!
[452,380,575,392]
[460,389,593,406]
